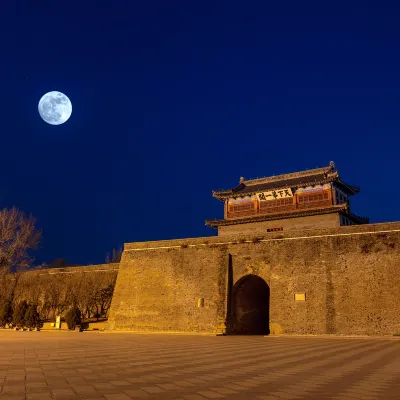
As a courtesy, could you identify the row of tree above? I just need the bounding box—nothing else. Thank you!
[0,268,117,328]
[0,299,86,331]
[0,300,40,329]
[0,206,119,330]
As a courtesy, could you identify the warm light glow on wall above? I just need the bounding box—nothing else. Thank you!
[295,293,306,301]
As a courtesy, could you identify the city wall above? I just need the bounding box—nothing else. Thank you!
[108,222,400,336]
[1,264,119,323]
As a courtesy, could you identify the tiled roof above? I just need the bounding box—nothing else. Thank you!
[212,162,360,200]
[205,205,369,228]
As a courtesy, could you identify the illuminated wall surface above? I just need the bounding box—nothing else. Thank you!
[108,222,400,336]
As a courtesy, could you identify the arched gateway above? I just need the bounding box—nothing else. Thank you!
[227,274,270,335]
[108,163,400,336]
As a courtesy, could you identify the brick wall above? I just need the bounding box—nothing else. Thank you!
[218,213,340,236]
[108,222,400,336]
[32,263,120,275]
[107,245,229,334]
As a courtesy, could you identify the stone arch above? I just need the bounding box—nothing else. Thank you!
[227,274,270,335]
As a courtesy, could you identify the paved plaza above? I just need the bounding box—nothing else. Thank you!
[0,331,399,400]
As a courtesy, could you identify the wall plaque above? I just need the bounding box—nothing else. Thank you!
[295,293,306,301]
[257,188,293,201]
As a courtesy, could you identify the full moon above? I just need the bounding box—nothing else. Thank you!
[38,91,72,125]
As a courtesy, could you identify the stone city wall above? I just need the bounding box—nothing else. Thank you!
[108,222,400,336]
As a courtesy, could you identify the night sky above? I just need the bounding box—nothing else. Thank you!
[2,2,400,266]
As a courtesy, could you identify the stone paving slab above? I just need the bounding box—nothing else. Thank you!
[0,331,399,399]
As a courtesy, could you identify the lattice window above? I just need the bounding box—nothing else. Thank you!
[229,202,254,213]
[259,198,294,208]
[297,191,329,203]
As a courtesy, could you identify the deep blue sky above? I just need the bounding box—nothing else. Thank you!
[2,2,400,265]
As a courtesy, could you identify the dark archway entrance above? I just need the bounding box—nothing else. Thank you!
[227,275,270,335]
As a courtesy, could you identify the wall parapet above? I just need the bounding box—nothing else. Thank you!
[123,221,400,251]
[25,263,119,275]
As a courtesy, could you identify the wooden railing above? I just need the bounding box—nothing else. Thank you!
[227,209,258,218]
[227,199,333,219]
[297,199,332,209]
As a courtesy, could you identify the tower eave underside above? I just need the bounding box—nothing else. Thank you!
[205,205,369,228]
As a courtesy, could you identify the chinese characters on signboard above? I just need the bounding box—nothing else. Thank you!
[256,188,293,201]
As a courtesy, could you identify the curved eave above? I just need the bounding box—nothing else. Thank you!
[212,176,359,201]
[340,211,369,224]
[205,205,349,228]
[335,179,360,195]
[212,190,234,202]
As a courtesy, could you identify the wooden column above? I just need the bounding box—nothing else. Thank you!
[331,187,337,205]
[327,189,333,205]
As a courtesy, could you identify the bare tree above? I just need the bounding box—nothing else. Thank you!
[96,283,115,317]
[0,273,13,304]
[73,271,92,321]
[0,265,118,325]
[0,208,41,273]
[87,271,117,319]
[105,247,122,264]
[40,273,66,320]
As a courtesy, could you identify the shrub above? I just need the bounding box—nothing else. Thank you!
[65,306,82,330]
[0,299,13,328]
[24,304,40,329]
[13,300,28,328]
